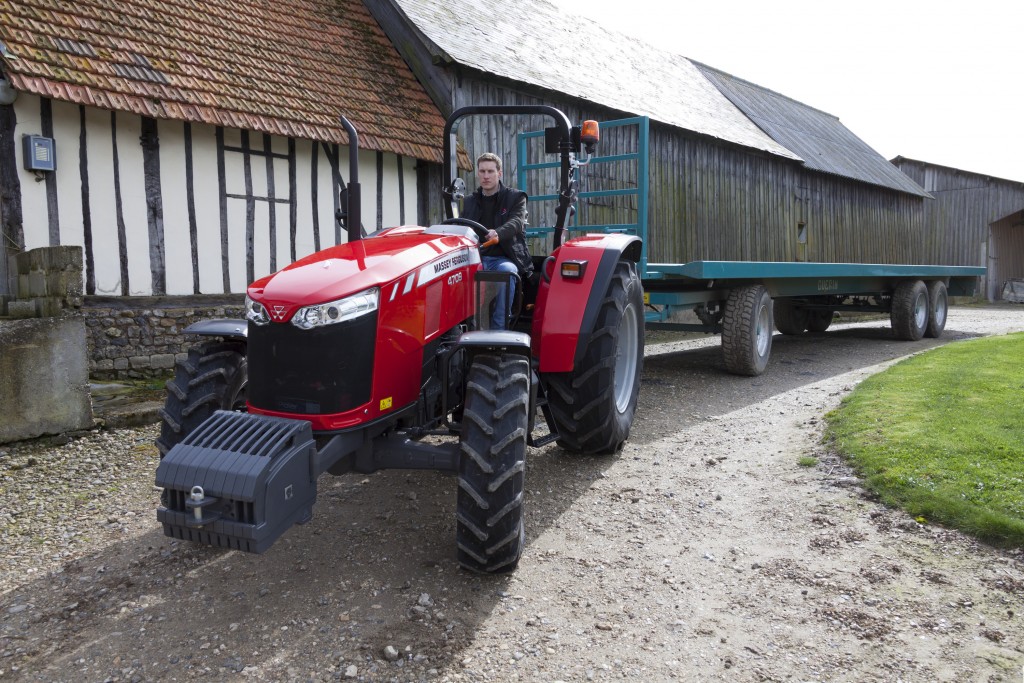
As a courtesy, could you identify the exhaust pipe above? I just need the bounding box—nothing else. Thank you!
[339,115,361,243]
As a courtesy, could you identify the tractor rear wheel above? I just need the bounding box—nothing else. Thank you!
[722,285,773,376]
[457,353,529,573]
[156,340,247,456]
[546,260,644,455]
[890,280,929,341]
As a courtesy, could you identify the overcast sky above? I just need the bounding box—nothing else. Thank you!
[552,0,1023,183]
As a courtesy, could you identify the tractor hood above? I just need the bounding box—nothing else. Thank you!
[247,226,478,323]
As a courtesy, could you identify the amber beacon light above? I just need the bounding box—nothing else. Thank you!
[580,120,600,153]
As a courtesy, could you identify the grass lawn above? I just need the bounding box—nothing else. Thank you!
[825,332,1024,547]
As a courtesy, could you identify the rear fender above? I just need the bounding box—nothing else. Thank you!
[184,318,248,342]
[531,234,641,372]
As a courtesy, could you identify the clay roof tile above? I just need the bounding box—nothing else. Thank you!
[0,0,444,163]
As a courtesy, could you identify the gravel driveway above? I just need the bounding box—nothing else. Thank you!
[2,306,1023,682]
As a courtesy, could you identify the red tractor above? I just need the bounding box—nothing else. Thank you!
[155,106,644,573]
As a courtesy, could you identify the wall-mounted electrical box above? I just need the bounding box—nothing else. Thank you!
[23,135,55,172]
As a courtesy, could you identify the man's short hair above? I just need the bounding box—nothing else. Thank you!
[476,152,502,172]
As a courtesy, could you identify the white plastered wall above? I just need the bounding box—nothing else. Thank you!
[12,95,425,296]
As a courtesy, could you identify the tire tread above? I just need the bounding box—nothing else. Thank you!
[156,340,246,456]
[457,354,529,573]
[544,261,644,454]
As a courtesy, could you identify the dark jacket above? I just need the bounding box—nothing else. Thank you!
[462,183,533,277]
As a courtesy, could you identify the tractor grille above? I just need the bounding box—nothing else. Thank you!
[247,312,377,415]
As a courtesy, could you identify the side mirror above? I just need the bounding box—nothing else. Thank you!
[450,177,467,201]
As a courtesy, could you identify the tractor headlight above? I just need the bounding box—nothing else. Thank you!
[245,295,270,325]
[292,288,379,330]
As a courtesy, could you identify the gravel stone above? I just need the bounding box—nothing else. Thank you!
[0,307,1021,681]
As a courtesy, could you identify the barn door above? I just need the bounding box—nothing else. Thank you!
[988,209,1024,301]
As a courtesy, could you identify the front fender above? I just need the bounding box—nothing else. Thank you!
[184,318,248,341]
[531,234,641,372]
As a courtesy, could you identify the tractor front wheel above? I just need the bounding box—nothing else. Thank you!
[156,340,247,456]
[457,353,529,573]
[546,260,644,455]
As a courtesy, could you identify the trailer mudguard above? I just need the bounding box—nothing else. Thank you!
[531,233,642,373]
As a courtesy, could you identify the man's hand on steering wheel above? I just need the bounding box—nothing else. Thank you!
[441,217,498,247]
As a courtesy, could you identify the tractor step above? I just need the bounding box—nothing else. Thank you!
[155,411,317,553]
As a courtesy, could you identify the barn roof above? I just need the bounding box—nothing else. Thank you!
[0,0,446,163]
[698,66,931,198]
[385,0,801,162]
[386,0,929,197]
[892,156,1024,188]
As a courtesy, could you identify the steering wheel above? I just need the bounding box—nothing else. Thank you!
[441,217,489,241]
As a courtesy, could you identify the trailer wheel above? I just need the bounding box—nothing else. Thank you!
[890,280,929,341]
[722,285,773,376]
[457,353,528,573]
[545,260,644,455]
[156,341,247,456]
[806,310,834,333]
[925,281,948,338]
[773,299,809,335]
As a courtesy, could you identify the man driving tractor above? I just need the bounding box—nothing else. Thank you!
[461,152,534,329]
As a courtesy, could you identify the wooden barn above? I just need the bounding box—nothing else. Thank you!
[368,0,961,271]
[891,158,1024,301]
[0,0,445,301]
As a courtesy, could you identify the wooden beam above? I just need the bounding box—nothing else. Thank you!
[41,98,59,246]
[110,111,129,295]
[78,106,96,295]
[140,117,166,294]
[184,122,200,294]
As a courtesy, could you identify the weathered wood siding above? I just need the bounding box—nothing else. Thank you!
[448,76,932,265]
[9,94,420,296]
[894,159,1024,299]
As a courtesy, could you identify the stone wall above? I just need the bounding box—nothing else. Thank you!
[82,295,245,380]
[2,245,83,318]
[0,317,93,443]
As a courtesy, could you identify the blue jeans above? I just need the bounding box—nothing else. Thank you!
[482,255,518,330]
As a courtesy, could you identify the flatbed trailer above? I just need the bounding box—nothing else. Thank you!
[517,117,986,376]
[640,260,984,375]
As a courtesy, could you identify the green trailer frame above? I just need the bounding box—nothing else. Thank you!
[642,260,984,328]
